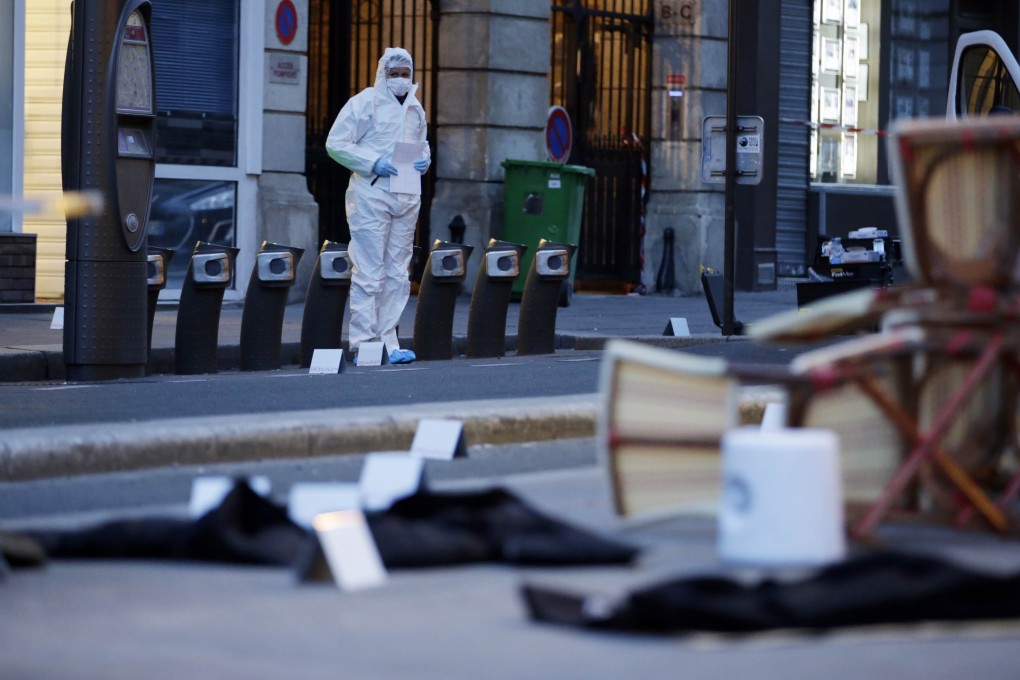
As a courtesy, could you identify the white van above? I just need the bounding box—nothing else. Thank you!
[947,30,1020,120]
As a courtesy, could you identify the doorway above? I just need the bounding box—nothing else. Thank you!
[306,0,438,281]
[550,0,653,292]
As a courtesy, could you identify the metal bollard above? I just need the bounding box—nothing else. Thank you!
[466,239,527,358]
[240,241,305,372]
[145,246,174,373]
[413,239,474,361]
[300,241,353,368]
[175,242,239,375]
[517,239,577,356]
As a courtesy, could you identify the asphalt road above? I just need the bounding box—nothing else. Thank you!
[5,435,1020,680]
[0,341,810,430]
[0,437,599,525]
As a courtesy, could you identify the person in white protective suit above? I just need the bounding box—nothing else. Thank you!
[325,47,430,364]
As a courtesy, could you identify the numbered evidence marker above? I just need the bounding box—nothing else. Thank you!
[309,349,347,374]
[662,317,691,337]
[188,475,272,518]
[50,307,64,330]
[288,482,361,529]
[359,452,424,512]
[410,418,467,460]
[313,509,388,591]
[354,341,389,367]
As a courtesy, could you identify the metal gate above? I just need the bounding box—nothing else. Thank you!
[306,0,438,279]
[550,0,653,291]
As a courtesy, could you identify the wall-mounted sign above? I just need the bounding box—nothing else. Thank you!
[545,105,573,163]
[275,0,298,46]
[700,115,765,185]
[659,0,696,26]
[269,52,300,84]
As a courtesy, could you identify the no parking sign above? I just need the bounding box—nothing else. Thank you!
[275,0,298,46]
[545,106,573,163]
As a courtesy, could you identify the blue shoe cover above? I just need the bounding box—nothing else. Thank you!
[389,349,416,364]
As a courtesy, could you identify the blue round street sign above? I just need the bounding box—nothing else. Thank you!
[276,0,298,46]
[545,106,573,163]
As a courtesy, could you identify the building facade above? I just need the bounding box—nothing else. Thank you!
[2,0,1019,304]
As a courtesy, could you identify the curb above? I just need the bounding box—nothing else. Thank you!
[0,387,786,482]
[0,333,734,383]
[0,395,601,482]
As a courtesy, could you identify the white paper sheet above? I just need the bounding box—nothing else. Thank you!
[389,141,425,195]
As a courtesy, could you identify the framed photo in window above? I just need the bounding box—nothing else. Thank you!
[895,94,915,120]
[822,38,841,73]
[843,84,858,126]
[821,87,840,122]
[821,138,839,177]
[918,49,931,88]
[810,130,818,177]
[843,35,859,78]
[841,133,857,179]
[811,79,819,121]
[896,1,916,37]
[823,0,842,25]
[895,46,915,84]
[845,0,860,28]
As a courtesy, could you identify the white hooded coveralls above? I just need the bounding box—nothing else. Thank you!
[325,47,431,352]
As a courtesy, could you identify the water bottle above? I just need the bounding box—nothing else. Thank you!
[829,237,844,265]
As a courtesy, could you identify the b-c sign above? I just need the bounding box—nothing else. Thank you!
[660,1,695,24]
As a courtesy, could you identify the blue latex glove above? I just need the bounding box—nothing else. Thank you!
[413,156,429,173]
[372,157,398,177]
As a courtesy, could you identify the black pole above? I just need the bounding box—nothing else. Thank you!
[723,0,738,336]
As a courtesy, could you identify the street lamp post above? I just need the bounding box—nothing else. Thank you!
[722,0,739,336]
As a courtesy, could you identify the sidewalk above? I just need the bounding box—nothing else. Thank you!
[0,285,798,480]
[0,284,800,382]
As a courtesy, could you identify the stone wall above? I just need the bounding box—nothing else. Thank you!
[261,0,319,303]
[430,0,551,288]
[0,233,36,303]
[646,0,727,294]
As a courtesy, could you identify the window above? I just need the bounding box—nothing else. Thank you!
[148,180,236,288]
[810,0,883,184]
[147,0,249,293]
[150,0,239,166]
[958,45,1020,116]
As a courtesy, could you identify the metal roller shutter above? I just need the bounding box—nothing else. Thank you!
[775,0,812,277]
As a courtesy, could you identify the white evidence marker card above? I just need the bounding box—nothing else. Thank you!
[410,418,467,460]
[50,307,64,330]
[358,452,424,511]
[189,475,271,518]
[356,341,387,367]
[288,482,361,529]
[665,317,690,336]
[309,348,346,374]
[313,510,388,591]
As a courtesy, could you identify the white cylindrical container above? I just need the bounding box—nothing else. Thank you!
[719,427,846,566]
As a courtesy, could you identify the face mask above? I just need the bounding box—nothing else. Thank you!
[387,77,411,97]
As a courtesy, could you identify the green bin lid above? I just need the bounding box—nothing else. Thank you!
[501,158,595,176]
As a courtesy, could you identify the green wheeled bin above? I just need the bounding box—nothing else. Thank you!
[501,159,594,306]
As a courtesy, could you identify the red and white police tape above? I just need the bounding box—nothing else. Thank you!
[779,117,888,136]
